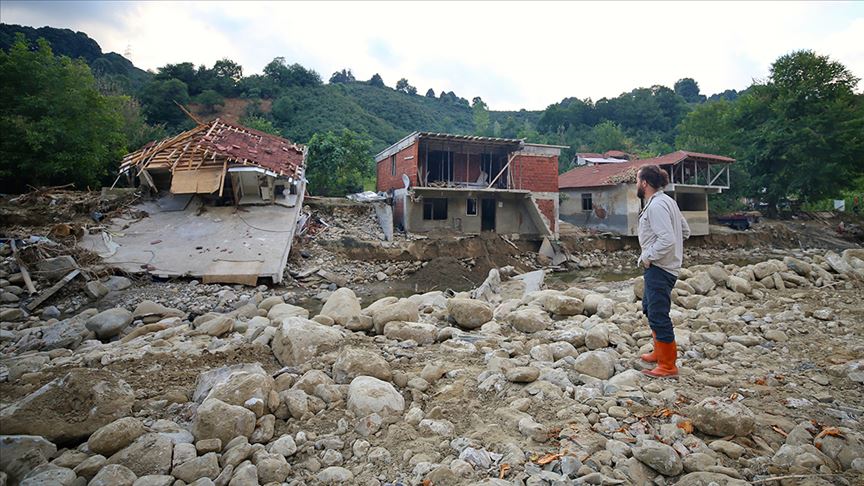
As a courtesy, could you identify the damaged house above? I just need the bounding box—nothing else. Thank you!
[119,117,306,205]
[558,150,735,236]
[375,132,566,239]
[81,118,308,285]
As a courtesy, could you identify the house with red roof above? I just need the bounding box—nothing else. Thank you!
[558,150,735,236]
[375,132,567,238]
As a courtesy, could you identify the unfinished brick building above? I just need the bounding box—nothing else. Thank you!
[375,132,566,239]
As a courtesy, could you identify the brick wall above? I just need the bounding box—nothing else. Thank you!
[535,198,557,233]
[510,154,559,193]
[377,143,419,192]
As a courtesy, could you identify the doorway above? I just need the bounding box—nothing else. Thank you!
[481,198,496,231]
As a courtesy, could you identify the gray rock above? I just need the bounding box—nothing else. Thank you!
[84,281,110,300]
[104,276,133,291]
[269,435,297,457]
[89,464,137,486]
[271,318,343,366]
[204,371,274,414]
[332,347,392,384]
[687,273,716,295]
[316,466,353,484]
[675,472,749,485]
[19,465,76,485]
[256,454,290,483]
[191,398,256,444]
[85,308,133,339]
[726,275,752,295]
[73,455,106,479]
[543,294,584,316]
[689,397,755,437]
[171,452,220,483]
[347,376,404,418]
[632,439,683,476]
[505,367,540,383]
[35,256,77,280]
[106,433,173,476]
[0,435,57,483]
[132,300,184,322]
[372,299,419,333]
[447,298,493,329]
[41,306,61,320]
[508,307,551,333]
[0,369,134,442]
[382,321,437,345]
[88,417,146,456]
[195,315,234,337]
[132,475,174,486]
[319,287,361,326]
[192,363,267,404]
[572,350,616,380]
[584,325,609,349]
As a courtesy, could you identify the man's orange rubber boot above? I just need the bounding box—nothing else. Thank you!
[640,332,658,363]
[641,340,678,378]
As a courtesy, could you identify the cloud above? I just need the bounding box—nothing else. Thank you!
[2,0,862,109]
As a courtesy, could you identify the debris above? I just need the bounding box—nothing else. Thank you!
[25,269,81,311]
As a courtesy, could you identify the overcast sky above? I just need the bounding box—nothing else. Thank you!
[3,1,863,110]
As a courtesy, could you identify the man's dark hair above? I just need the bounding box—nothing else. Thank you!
[638,165,670,189]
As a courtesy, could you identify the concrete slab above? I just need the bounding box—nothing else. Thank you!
[80,196,302,284]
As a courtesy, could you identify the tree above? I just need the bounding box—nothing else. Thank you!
[395,78,416,95]
[139,78,191,128]
[241,116,281,136]
[305,129,373,196]
[674,78,706,103]
[368,73,385,88]
[195,89,225,114]
[329,69,355,84]
[587,121,630,152]
[472,97,490,136]
[263,57,321,88]
[734,50,864,211]
[0,35,126,191]
[425,88,435,98]
[211,58,242,95]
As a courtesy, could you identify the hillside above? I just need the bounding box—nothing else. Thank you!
[0,24,151,91]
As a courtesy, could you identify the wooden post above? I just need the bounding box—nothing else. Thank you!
[488,153,516,189]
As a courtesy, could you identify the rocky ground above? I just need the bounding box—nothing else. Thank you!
[2,237,864,485]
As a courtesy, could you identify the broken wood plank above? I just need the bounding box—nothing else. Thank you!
[26,269,80,311]
[10,240,36,295]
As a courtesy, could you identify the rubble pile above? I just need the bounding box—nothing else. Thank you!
[2,247,863,485]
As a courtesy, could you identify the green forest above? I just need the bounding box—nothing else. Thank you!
[1,23,862,210]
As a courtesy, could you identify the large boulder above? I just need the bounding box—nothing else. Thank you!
[132,301,184,323]
[688,397,755,437]
[347,376,404,418]
[105,433,172,476]
[0,369,134,442]
[192,363,267,403]
[633,439,683,476]
[87,417,146,456]
[271,318,343,366]
[204,371,275,413]
[543,295,584,316]
[686,273,716,295]
[0,435,57,484]
[171,453,220,483]
[507,307,551,333]
[446,299,493,330]
[17,318,90,352]
[725,275,752,295]
[85,308,133,339]
[319,288,362,326]
[382,321,437,345]
[89,464,137,486]
[572,350,616,380]
[266,303,309,322]
[332,347,392,384]
[191,398,256,444]
[372,300,419,333]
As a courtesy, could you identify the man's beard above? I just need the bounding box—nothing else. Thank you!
[637,185,645,199]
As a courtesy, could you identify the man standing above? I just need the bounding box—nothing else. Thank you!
[636,165,690,378]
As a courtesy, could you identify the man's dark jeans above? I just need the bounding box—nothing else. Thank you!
[642,264,678,343]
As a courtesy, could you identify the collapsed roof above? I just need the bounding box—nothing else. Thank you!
[559,150,735,189]
[120,118,306,194]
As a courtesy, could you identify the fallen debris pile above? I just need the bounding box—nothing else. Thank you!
[2,247,863,485]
